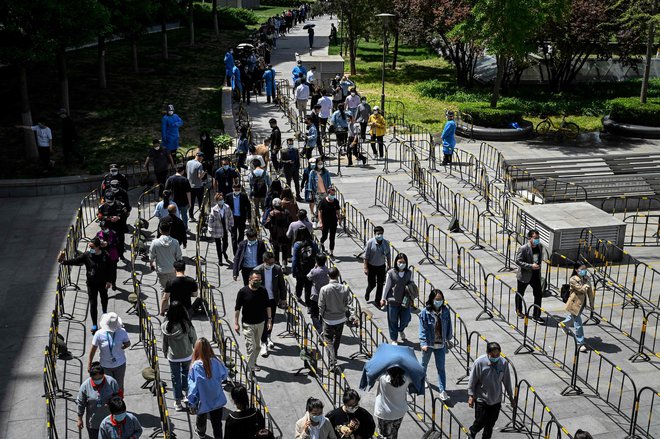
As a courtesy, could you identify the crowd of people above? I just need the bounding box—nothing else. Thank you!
[51,11,599,439]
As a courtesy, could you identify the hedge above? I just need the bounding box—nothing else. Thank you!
[261,0,307,6]
[609,97,660,127]
[457,102,523,128]
[191,4,259,30]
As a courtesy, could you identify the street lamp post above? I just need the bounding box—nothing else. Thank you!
[375,13,395,114]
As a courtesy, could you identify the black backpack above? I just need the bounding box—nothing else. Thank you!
[560,284,571,303]
[299,241,315,272]
[252,174,267,198]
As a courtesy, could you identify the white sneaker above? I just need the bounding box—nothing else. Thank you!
[390,340,398,345]
[579,345,588,353]
[267,338,275,349]
[260,344,268,357]
[424,381,429,389]
[174,400,184,411]
[399,331,407,341]
[439,391,450,401]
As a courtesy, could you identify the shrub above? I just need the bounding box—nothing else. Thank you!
[191,4,259,29]
[261,0,306,6]
[608,97,660,127]
[457,102,523,128]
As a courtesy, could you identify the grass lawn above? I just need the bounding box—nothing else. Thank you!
[248,6,290,30]
[0,24,252,178]
[330,40,656,134]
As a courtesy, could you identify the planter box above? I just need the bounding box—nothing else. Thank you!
[602,116,660,139]
[456,120,533,141]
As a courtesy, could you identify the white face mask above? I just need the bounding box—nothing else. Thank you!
[167,111,174,116]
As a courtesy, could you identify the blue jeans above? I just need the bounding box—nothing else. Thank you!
[421,347,447,392]
[179,207,189,230]
[169,360,190,400]
[562,313,585,345]
[387,304,411,342]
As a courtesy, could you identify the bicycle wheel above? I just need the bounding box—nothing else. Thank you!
[536,120,552,136]
[562,122,580,141]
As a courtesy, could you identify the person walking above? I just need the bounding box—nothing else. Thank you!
[249,163,271,220]
[208,192,234,266]
[187,152,207,222]
[307,254,329,330]
[330,104,349,154]
[344,89,361,119]
[158,204,187,249]
[88,312,131,391]
[160,260,199,316]
[356,97,372,142]
[515,229,545,323]
[234,271,272,371]
[214,157,240,197]
[253,252,286,356]
[308,26,315,51]
[98,396,143,439]
[380,253,417,343]
[233,228,267,286]
[269,118,282,171]
[280,187,299,225]
[419,289,452,401]
[58,238,112,333]
[295,398,337,439]
[280,138,302,200]
[97,191,129,261]
[318,267,353,370]
[149,222,183,295]
[441,111,456,166]
[235,126,250,171]
[303,115,318,160]
[162,104,184,153]
[96,221,119,291]
[76,363,120,439]
[292,228,320,306]
[326,389,376,439]
[368,106,386,159]
[318,91,333,140]
[374,367,408,439]
[187,338,229,439]
[308,157,332,223]
[561,262,595,353]
[144,139,174,194]
[162,301,198,411]
[467,342,515,439]
[16,118,54,171]
[317,188,342,258]
[165,164,192,228]
[287,209,314,244]
[153,190,180,220]
[295,79,311,122]
[100,164,129,194]
[226,183,252,255]
[347,114,367,166]
[224,385,266,439]
[264,198,293,265]
[364,226,391,304]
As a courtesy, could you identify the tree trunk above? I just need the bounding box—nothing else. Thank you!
[57,46,70,114]
[18,65,38,159]
[98,35,107,89]
[131,38,140,73]
[641,0,658,104]
[212,0,219,37]
[391,24,400,70]
[490,54,505,108]
[189,0,195,47]
[349,37,357,75]
[161,2,169,60]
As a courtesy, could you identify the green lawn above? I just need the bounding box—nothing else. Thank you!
[331,39,656,133]
[248,6,290,30]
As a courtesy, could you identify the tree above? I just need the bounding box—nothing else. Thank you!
[109,0,156,73]
[455,0,560,107]
[212,0,219,37]
[335,0,379,75]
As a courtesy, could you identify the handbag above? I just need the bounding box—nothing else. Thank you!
[401,281,419,308]
[560,284,571,303]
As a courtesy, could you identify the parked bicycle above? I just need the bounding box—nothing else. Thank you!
[535,115,580,141]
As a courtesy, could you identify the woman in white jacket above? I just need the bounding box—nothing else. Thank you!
[208,192,234,266]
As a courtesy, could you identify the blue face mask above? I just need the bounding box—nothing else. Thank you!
[218,201,225,207]
[375,234,383,241]
[88,248,96,255]
[113,412,126,422]
[489,356,500,364]
[92,377,104,385]
[311,414,324,423]
[397,262,407,271]
[532,238,540,246]
[254,169,264,177]
[433,300,444,309]
[223,165,229,171]
[579,269,588,277]
[328,195,336,201]
[248,239,257,246]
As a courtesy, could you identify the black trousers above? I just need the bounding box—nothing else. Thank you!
[272,242,291,265]
[190,187,204,217]
[347,136,366,165]
[196,407,223,438]
[261,299,278,342]
[214,237,229,264]
[283,167,301,198]
[320,224,338,252]
[155,170,168,197]
[38,147,51,169]
[295,275,313,305]
[231,219,247,254]
[470,402,501,439]
[237,153,247,170]
[88,282,109,327]
[442,153,453,165]
[370,135,384,158]
[517,272,543,319]
[366,263,387,303]
[359,122,368,140]
[241,266,255,286]
[108,260,118,287]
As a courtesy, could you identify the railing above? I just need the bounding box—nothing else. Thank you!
[504,164,589,204]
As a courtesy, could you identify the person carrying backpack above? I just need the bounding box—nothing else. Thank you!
[264,198,293,265]
[292,228,319,307]
[249,165,271,221]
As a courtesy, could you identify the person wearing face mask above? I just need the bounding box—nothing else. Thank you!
[346,114,367,166]
[98,396,143,438]
[208,192,234,266]
[368,106,386,159]
[98,191,129,260]
[234,271,272,371]
[76,362,120,439]
[186,152,207,222]
[264,198,293,265]
[562,263,595,353]
[101,164,129,194]
[249,163,272,220]
[318,267,354,370]
[214,157,240,197]
[280,138,302,200]
[330,104,350,155]
[318,90,334,140]
[235,125,250,170]
[253,252,286,356]
[96,220,119,291]
[159,204,187,248]
[344,88,361,119]
[58,238,112,333]
[441,111,457,166]
[263,64,277,104]
[226,183,252,255]
[199,130,215,175]
[515,229,545,323]
[224,48,235,87]
[233,228,267,286]
[304,115,318,160]
[356,97,372,142]
[380,253,417,344]
[308,157,332,223]
[373,366,408,439]
[269,118,282,170]
[326,389,376,439]
[144,139,175,196]
[161,104,184,153]
[419,289,453,401]
[295,397,337,439]
[232,60,243,101]
[317,188,342,258]
[467,342,514,439]
[88,312,131,391]
[149,222,183,296]
[363,226,391,304]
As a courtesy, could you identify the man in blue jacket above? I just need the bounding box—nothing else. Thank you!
[441,110,456,166]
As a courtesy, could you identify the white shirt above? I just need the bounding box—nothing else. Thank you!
[318,96,333,118]
[31,125,52,147]
[348,122,360,138]
[263,266,274,300]
[306,70,316,83]
[295,83,310,101]
[345,94,360,109]
[374,374,408,420]
[92,328,130,368]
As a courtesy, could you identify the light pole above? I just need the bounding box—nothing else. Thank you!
[376,13,395,114]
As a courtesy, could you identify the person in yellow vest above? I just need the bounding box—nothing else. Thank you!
[368,106,386,159]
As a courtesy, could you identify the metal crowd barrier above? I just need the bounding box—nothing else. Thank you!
[137,184,162,224]
[79,188,100,239]
[478,142,506,183]
[597,195,660,216]
[628,386,660,438]
[504,164,589,204]
[623,214,660,247]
